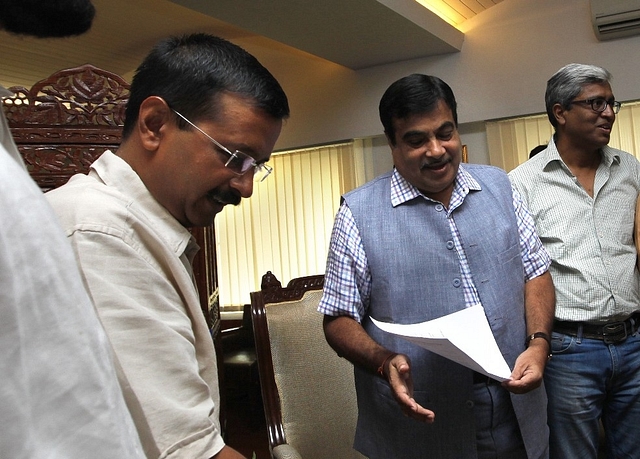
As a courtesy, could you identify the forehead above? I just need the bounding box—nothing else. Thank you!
[205,92,255,121]
[577,82,613,98]
[197,92,282,162]
[392,101,455,136]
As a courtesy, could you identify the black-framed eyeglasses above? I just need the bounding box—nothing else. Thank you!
[173,109,273,182]
[569,98,622,114]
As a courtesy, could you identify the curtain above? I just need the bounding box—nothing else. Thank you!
[486,100,640,172]
[215,140,365,309]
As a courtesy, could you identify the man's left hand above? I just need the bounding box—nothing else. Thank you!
[501,341,549,394]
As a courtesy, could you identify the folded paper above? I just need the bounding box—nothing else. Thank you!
[371,305,512,381]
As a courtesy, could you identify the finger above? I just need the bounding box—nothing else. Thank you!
[502,373,542,394]
[398,397,435,423]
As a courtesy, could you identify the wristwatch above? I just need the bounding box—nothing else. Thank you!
[525,332,552,359]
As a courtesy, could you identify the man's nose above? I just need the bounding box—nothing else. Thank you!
[424,138,445,157]
[229,171,254,198]
[601,103,616,118]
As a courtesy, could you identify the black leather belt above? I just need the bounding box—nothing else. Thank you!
[553,313,640,344]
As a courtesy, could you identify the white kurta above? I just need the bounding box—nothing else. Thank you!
[0,86,145,458]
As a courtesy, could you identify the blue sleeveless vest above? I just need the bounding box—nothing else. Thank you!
[344,165,548,459]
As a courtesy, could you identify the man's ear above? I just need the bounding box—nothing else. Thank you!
[552,103,567,127]
[137,96,172,152]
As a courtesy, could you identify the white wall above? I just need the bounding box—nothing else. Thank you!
[459,121,490,164]
[237,0,640,164]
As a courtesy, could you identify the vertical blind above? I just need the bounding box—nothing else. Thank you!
[486,100,640,172]
[215,140,367,308]
[215,100,640,309]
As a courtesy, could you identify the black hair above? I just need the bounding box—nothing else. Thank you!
[529,144,547,158]
[0,0,95,37]
[379,74,458,145]
[123,33,289,138]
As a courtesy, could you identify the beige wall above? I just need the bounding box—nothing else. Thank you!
[4,0,636,165]
[234,0,640,164]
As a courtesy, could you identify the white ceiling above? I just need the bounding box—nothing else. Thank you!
[169,0,465,70]
[0,0,502,89]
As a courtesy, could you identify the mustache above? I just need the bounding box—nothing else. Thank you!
[210,188,242,206]
[420,155,451,170]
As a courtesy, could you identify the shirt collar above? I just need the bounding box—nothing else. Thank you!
[90,151,198,259]
[390,164,481,208]
[543,136,621,170]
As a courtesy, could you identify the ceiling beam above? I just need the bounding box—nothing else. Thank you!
[170,0,464,69]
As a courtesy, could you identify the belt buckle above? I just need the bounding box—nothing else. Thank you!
[602,322,627,344]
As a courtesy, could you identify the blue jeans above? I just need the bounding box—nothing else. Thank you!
[545,329,640,459]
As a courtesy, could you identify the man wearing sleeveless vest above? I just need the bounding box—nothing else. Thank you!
[319,74,555,459]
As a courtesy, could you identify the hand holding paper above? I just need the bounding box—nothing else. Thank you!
[371,305,512,381]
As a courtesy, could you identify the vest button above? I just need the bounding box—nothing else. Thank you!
[453,278,461,287]
[466,400,474,409]
[435,204,444,212]
[446,240,454,250]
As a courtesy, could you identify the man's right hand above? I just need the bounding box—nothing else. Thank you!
[384,354,436,423]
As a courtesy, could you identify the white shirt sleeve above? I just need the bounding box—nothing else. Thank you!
[0,145,145,458]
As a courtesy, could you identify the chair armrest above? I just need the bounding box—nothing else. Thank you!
[272,444,303,459]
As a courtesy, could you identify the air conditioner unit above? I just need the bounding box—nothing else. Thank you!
[590,0,640,40]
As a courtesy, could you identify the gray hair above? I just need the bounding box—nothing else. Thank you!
[545,63,612,128]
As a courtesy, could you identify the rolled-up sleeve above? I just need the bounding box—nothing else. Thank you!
[318,203,371,322]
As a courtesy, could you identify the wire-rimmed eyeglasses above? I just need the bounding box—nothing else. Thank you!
[173,109,273,182]
[569,98,622,114]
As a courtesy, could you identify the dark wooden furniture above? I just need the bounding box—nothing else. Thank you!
[2,64,220,338]
[221,303,259,398]
[258,270,325,304]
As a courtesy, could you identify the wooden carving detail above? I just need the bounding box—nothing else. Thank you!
[3,64,129,127]
[19,146,105,191]
[286,274,325,292]
[2,64,130,189]
[260,271,324,304]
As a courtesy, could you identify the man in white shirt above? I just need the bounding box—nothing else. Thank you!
[47,33,290,458]
[0,1,145,457]
[509,63,640,459]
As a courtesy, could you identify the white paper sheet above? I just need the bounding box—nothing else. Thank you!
[371,305,512,381]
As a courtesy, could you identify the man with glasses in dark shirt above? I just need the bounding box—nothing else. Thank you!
[510,63,640,459]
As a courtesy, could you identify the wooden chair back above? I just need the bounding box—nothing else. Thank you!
[251,271,364,459]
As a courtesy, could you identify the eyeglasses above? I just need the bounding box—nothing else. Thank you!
[569,98,622,114]
[173,109,273,182]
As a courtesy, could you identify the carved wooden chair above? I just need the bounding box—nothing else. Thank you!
[251,271,364,459]
[3,64,129,190]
